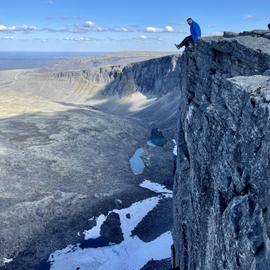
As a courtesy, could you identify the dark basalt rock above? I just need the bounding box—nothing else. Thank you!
[173,31,270,270]
[132,198,173,242]
[223,31,239,38]
[100,212,124,244]
[140,258,171,270]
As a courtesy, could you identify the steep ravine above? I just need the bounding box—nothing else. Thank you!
[173,31,270,269]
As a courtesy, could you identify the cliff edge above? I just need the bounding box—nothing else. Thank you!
[173,30,270,270]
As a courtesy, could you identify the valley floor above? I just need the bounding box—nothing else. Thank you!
[0,56,176,270]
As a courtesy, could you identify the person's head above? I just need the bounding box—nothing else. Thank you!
[268,23,270,30]
[187,18,193,25]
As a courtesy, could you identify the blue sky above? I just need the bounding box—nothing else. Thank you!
[0,0,269,52]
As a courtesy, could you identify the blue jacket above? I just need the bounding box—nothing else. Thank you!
[190,21,201,41]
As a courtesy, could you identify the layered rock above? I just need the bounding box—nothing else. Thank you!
[48,54,181,99]
[173,32,270,269]
[54,65,123,86]
[101,55,181,96]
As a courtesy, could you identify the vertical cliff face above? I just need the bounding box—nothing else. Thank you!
[102,55,181,96]
[173,32,270,269]
[51,54,181,97]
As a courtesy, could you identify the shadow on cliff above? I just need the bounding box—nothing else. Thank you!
[82,81,181,133]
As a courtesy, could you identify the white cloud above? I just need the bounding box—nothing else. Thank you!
[20,24,38,31]
[0,22,176,36]
[48,0,54,4]
[110,27,135,32]
[70,26,89,33]
[95,27,107,32]
[104,26,137,33]
[242,15,256,20]
[0,24,38,32]
[145,26,158,33]
[0,36,14,40]
[132,35,162,41]
[120,27,129,32]
[145,25,174,33]
[84,21,95,28]
[41,27,68,33]
[0,25,7,31]
[63,36,97,42]
[65,24,134,33]
[164,25,174,32]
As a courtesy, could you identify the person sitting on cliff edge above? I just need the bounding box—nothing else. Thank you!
[175,18,201,49]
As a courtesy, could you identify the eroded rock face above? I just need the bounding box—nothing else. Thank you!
[102,55,181,96]
[49,54,181,98]
[173,32,270,269]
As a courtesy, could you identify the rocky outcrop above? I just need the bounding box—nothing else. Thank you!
[100,212,124,244]
[173,32,270,269]
[224,30,270,40]
[239,29,270,40]
[132,198,173,242]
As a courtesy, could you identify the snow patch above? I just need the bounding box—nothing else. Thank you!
[186,105,194,123]
[49,232,172,270]
[84,214,106,240]
[172,139,177,156]
[46,180,173,270]
[3,258,13,264]
[140,180,172,196]
[147,140,156,147]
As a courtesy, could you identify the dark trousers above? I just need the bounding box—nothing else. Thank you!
[179,35,193,48]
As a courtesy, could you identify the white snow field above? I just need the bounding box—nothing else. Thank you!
[47,180,173,270]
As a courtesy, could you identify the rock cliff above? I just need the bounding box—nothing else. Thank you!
[173,31,270,269]
[101,55,181,96]
[52,54,180,97]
